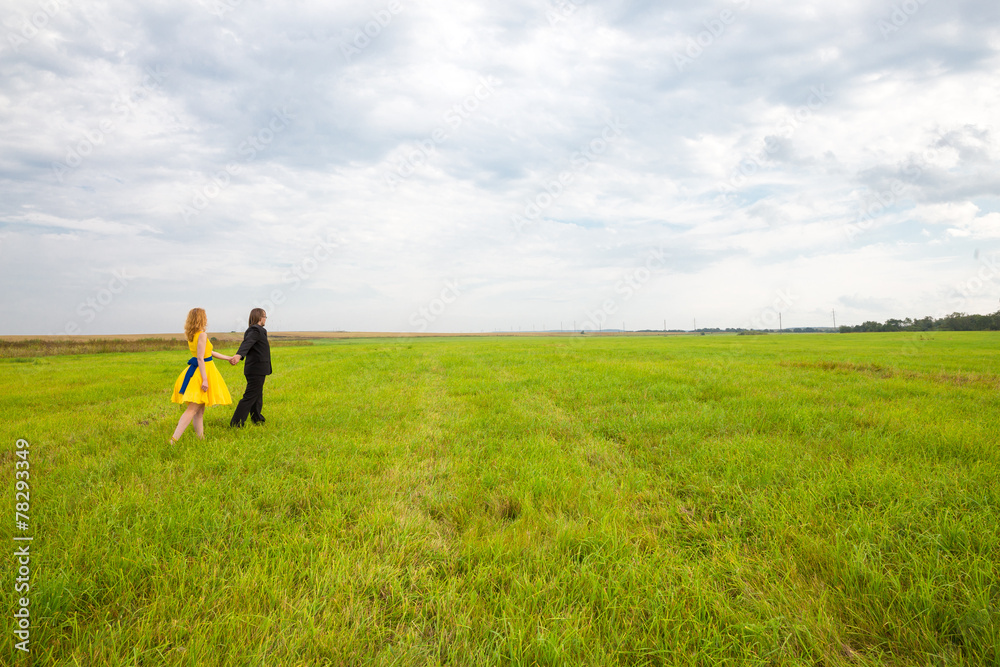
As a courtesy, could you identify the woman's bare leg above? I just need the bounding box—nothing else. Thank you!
[172,403,200,441]
[193,404,206,439]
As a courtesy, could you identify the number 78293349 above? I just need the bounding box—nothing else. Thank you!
[14,439,30,531]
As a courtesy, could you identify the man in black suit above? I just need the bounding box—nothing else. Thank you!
[229,308,272,427]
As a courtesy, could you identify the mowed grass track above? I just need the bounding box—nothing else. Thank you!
[1,333,998,665]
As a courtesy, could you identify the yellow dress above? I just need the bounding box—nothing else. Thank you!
[171,335,232,406]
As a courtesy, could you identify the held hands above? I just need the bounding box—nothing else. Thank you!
[230,354,241,366]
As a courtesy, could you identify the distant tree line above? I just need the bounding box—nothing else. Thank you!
[839,311,1000,333]
[635,327,837,334]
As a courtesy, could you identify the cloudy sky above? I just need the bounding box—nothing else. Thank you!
[1,0,999,335]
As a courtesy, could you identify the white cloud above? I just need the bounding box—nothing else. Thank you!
[1,0,999,333]
[914,203,1000,239]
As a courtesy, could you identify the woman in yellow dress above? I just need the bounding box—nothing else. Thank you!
[169,308,234,444]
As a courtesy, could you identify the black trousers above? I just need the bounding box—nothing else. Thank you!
[230,374,266,427]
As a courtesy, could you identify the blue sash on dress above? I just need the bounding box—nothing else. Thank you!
[180,356,214,393]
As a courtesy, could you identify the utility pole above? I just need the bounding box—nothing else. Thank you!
[832,309,836,328]
[779,312,782,332]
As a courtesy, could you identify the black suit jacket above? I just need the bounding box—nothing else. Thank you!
[235,325,272,376]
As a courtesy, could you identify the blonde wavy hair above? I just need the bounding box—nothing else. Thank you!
[184,308,207,342]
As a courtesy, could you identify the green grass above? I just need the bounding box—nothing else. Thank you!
[2,333,999,665]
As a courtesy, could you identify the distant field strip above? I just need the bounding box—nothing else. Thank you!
[0,338,312,358]
[1,333,998,665]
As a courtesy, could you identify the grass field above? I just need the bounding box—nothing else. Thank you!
[2,332,999,665]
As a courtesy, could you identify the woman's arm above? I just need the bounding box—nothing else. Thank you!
[211,350,233,362]
[197,333,209,390]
